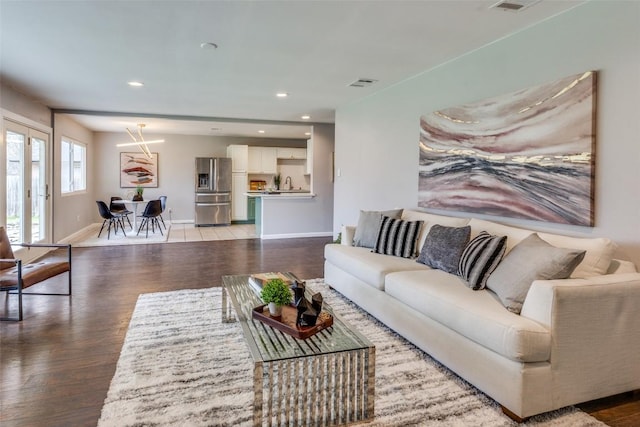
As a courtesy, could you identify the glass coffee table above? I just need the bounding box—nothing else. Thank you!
[221,273,375,426]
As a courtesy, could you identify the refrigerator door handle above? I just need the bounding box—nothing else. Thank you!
[196,203,230,207]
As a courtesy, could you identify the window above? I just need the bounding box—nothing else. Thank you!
[61,137,86,194]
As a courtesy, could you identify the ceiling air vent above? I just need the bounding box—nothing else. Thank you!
[348,78,378,88]
[490,0,539,12]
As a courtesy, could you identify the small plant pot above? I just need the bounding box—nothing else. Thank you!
[132,194,143,201]
[268,302,283,318]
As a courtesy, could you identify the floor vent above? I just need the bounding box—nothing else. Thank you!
[348,78,378,88]
[490,0,539,12]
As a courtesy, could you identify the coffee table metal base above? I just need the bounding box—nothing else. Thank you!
[222,276,375,426]
[253,347,375,426]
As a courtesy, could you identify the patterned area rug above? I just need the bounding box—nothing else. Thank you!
[98,280,605,427]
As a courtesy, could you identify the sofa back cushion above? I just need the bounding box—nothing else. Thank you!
[537,232,615,278]
[468,218,533,254]
[468,218,616,278]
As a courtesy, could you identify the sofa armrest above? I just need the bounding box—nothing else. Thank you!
[341,225,356,246]
[521,273,640,400]
[521,273,640,327]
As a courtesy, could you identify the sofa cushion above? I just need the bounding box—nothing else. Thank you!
[416,225,471,274]
[487,233,586,314]
[324,244,429,291]
[467,218,533,254]
[353,209,403,248]
[384,270,551,362]
[538,232,615,278]
[401,210,470,251]
[373,216,423,259]
[458,231,507,290]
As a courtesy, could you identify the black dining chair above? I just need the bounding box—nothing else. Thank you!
[158,195,168,230]
[110,196,133,229]
[137,200,164,238]
[96,201,127,239]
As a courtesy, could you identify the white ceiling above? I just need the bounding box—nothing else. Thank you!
[0,0,583,139]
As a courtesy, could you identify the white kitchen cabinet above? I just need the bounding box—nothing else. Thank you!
[248,147,277,174]
[227,144,248,173]
[276,147,306,159]
[231,172,248,220]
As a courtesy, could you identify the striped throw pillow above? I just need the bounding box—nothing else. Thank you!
[373,216,423,259]
[458,231,507,290]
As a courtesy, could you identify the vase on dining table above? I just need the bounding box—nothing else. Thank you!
[133,185,144,201]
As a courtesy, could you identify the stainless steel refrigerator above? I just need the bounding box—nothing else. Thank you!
[195,157,232,226]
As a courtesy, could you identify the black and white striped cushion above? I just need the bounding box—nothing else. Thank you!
[458,231,507,290]
[373,216,423,259]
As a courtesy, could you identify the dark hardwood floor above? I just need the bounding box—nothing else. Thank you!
[1,237,638,427]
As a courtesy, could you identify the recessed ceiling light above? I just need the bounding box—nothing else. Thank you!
[304,132,311,136]
[258,130,265,134]
[200,42,218,50]
[127,81,144,87]
[301,115,311,120]
[276,92,288,98]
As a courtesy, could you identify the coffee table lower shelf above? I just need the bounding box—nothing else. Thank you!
[222,274,375,426]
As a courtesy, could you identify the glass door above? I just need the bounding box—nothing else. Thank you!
[4,120,51,244]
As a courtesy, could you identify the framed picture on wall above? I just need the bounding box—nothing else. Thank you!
[120,152,158,188]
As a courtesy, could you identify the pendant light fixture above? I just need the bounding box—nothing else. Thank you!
[116,123,164,158]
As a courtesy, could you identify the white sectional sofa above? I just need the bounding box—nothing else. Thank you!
[324,209,640,421]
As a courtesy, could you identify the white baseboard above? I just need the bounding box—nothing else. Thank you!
[58,224,97,244]
[260,231,333,240]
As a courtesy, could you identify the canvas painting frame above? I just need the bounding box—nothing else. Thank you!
[418,71,596,227]
[120,152,159,188]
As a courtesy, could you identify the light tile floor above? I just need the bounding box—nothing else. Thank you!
[167,223,257,242]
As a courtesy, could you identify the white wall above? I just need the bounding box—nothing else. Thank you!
[334,1,640,265]
[93,132,307,222]
[0,84,50,127]
[0,90,99,242]
[53,114,96,241]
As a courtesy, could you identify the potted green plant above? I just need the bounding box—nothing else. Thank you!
[260,278,292,317]
[273,174,281,190]
[133,185,144,201]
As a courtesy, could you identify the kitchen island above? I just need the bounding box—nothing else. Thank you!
[246,191,329,239]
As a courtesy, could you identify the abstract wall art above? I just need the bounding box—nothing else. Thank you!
[120,152,158,188]
[418,71,596,226]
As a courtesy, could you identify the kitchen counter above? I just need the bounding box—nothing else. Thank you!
[246,191,316,237]
[245,191,315,199]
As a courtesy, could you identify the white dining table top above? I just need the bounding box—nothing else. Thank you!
[111,199,148,204]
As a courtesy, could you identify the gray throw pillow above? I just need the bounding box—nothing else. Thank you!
[353,209,403,248]
[417,224,471,274]
[486,233,586,314]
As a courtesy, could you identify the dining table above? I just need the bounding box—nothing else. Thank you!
[111,199,148,233]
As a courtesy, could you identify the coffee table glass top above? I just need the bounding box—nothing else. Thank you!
[221,273,373,363]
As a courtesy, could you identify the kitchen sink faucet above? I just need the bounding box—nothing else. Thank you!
[284,176,292,190]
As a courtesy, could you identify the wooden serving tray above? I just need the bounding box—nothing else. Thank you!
[252,304,333,339]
